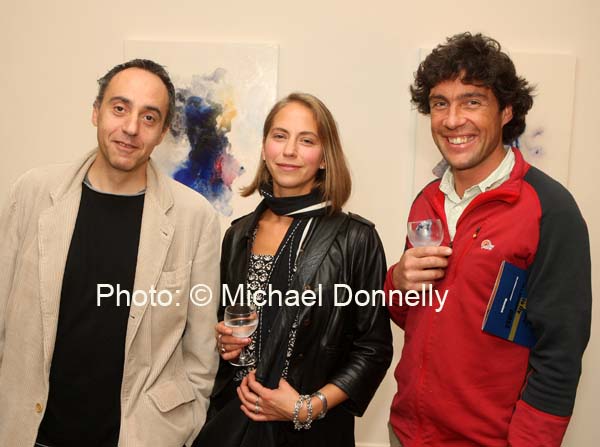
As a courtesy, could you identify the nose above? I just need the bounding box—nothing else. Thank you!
[282,139,297,157]
[443,104,466,129]
[122,114,139,136]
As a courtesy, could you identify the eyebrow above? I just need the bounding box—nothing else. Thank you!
[271,127,318,138]
[299,131,319,139]
[458,92,488,100]
[429,92,488,102]
[109,96,163,119]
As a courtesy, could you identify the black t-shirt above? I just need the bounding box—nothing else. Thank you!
[37,184,144,447]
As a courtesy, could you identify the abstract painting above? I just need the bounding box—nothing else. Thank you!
[124,41,278,222]
[412,50,576,196]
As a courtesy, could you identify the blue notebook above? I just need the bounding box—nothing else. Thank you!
[482,261,536,348]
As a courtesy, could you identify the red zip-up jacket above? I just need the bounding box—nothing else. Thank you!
[387,149,591,446]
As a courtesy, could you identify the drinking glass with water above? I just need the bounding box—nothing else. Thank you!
[224,304,258,366]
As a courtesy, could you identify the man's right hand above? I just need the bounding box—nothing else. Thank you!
[392,246,452,292]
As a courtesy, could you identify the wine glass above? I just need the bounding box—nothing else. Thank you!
[224,304,259,367]
[407,219,444,247]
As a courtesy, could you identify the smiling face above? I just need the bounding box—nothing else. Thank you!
[92,67,169,177]
[262,101,325,197]
[429,77,513,192]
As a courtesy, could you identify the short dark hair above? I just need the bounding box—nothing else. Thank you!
[95,59,176,129]
[410,32,534,144]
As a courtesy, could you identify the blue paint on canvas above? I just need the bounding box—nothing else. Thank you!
[167,74,244,216]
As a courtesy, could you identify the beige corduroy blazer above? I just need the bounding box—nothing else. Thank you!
[0,150,220,447]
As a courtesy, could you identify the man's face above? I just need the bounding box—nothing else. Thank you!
[92,67,169,175]
[429,77,513,184]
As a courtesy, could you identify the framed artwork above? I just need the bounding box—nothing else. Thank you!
[125,40,278,225]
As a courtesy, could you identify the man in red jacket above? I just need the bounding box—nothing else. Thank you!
[387,32,591,446]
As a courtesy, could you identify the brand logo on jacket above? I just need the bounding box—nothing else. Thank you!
[481,239,495,251]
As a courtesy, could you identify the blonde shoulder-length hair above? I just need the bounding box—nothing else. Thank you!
[240,92,352,214]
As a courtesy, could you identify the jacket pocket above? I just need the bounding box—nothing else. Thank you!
[154,262,192,312]
[157,261,193,290]
[148,379,196,412]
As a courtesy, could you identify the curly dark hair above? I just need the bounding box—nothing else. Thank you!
[410,32,534,144]
[95,59,176,130]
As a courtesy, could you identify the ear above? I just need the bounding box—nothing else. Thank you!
[501,105,513,127]
[319,151,326,170]
[92,101,99,127]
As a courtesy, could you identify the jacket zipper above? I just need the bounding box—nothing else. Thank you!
[413,224,482,444]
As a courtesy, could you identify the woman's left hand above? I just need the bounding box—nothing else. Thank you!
[237,370,299,421]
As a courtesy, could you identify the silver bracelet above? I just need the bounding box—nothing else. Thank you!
[304,394,313,429]
[311,390,328,420]
[292,395,305,430]
[292,394,314,430]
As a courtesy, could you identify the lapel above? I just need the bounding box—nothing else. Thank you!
[38,151,97,372]
[255,212,349,383]
[124,161,174,354]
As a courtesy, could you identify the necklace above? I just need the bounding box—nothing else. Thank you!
[234,217,315,382]
[254,219,302,365]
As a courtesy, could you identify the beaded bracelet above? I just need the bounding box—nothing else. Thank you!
[304,394,314,429]
[292,394,314,430]
[292,395,307,430]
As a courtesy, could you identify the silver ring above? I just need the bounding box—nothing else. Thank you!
[254,403,260,414]
[220,345,226,353]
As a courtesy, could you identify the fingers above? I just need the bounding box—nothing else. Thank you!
[392,246,453,292]
[236,373,299,423]
[220,335,250,348]
[237,376,273,421]
[393,264,446,292]
[410,245,452,258]
[215,321,233,336]
[410,254,450,271]
[240,401,269,421]
[215,321,250,360]
[220,348,242,361]
[404,267,446,285]
[238,376,260,409]
[217,338,245,361]
[215,322,250,346]
[247,371,268,396]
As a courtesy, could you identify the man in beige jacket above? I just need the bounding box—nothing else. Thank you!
[0,59,220,446]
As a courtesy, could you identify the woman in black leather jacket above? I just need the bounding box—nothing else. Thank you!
[194,93,392,447]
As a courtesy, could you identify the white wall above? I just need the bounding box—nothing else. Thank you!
[1,0,598,445]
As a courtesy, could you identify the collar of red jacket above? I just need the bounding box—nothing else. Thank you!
[422,147,531,218]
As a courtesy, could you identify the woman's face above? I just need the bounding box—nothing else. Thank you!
[262,102,325,197]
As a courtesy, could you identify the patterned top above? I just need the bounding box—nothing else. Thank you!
[247,253,274,296]
[233,244,300,382]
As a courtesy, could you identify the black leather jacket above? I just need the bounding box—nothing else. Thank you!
[210,205,393,435]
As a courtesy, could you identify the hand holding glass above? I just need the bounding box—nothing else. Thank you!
[224,304,258,367]
[407,219,444,247]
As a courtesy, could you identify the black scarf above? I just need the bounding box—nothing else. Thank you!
[259,184,329,218]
